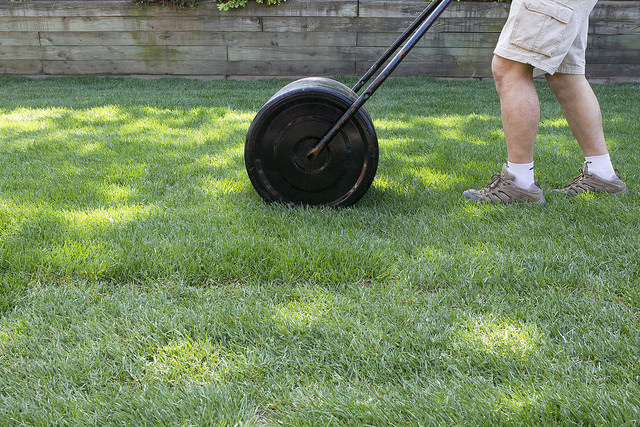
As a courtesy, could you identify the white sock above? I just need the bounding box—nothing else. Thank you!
[585,153,616,180]
[507,161,535,189]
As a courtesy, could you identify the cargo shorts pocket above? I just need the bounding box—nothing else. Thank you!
[509,0,574,57]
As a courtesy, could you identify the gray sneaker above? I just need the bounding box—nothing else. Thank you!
[552,162,628,196]
[463,164,545,206]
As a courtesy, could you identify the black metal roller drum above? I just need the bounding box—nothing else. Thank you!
[245,77,378,207]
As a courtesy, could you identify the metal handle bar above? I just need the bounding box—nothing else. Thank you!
[307,0,452,162]
[352,0,444,94]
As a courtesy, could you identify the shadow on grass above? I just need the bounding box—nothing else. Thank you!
[0,76,638,309]
[1,77,639,425]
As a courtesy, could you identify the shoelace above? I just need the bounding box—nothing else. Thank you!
[566,168,586,188]
[485,173,505,190]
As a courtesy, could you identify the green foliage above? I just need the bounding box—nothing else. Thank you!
[217,0,286,11]
[129,0,286,9]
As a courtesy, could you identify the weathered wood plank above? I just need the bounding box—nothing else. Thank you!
[264,16,507,34]
[229,31,358,48]
[229,46,357,62]
[228,60,356,76]
[587,34,640,50]
[42,59,356,76]
[0,59,41,74]
[357,60,493,79]
[0,1,185,17]
[42,59,220,75]
[358,32,500,48]
[359,0,510,19]
[358,1,637,28]
[590,1,640,19]
[359,46,494,64]
[0,0,357,18]
[40,31,357,48]
[0,1,172,17]
[586,63,640,80]
[222,0,357,17]
[586,50,640,64]
[262,16,357,33]
[589,19,640,35]
[358,0,636,18]
[229,45,494,65]
[0,31,40,46]
[358,32,639,53]
[0,45,228,61]
[0,16,262,32]
[357,17,507,33]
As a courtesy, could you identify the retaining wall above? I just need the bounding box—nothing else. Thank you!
[0,0,638,79]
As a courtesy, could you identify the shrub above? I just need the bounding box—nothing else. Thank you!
[216,0,286,10]
[130,0,287,9]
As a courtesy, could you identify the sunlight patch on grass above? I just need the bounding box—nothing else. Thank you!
[459,202,501,220]
[375,117,409,132]
[1,107,64,124]
[71,105,127,123]
[378,136,411,149]
[123,110,180,137]
[115,107,253,147]
[220,110,255,124]
[489,128,504,139]
[418,245,441,260]
[409,167,463,191]
[146,339,253,386]
[2,106,125,138]
[574,191,597,202]
[0,199,39,237]
[206,110,255,142]
[78,142,102,155]
[540,117,570,130]
[456,315,541,359]
[98,183,136,203]
[412,114,495,145]
[272,299,331,330]
[61,205,153,231]
[604,138,622,151]
[373,174,390,191]
[201,177,245,197]
[49,240,112,274]
[0,318,28,350]
[495,388,542,420]
[376,114,496,146]
[0,108,65,146]
[195,146,244,170]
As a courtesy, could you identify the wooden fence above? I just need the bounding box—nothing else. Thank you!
[0,0,638,79]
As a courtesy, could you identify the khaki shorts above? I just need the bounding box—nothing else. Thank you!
[494,0,599,75]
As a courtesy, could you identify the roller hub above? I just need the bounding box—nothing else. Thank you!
[245,78,378,207]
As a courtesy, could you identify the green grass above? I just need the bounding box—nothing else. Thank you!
[1,75,639,425]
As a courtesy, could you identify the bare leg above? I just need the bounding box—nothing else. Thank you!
[545,73,608,157]
[462,55,546,203]
[492,55,540,164]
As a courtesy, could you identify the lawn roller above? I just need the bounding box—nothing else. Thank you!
[245,0,452,207]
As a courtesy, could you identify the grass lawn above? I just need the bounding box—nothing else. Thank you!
[0,75,639,425]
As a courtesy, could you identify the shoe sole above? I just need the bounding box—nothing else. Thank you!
[462,191,545,206]
[551,188,628,197]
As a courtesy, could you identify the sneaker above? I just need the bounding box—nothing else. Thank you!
[552,162,628,196]
[463,164,546,206]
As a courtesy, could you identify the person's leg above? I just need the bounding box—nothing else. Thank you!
[492,55,539,165]
[461,54,546,205]
[546,72,628,195]
[545,73,608,157]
